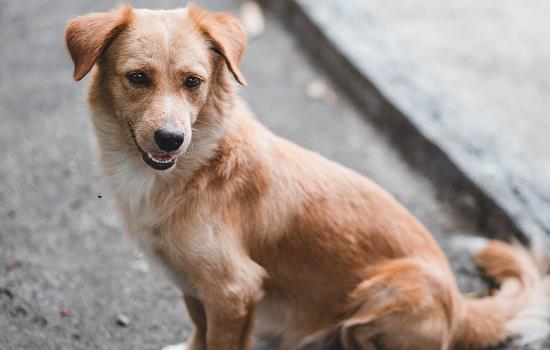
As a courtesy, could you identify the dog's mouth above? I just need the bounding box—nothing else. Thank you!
[141,151,176,170]
[129,123,177,171]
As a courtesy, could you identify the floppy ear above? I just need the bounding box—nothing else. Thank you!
[65,6,133,81]
[189,4,248,86]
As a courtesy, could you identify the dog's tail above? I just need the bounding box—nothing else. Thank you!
[453,237,550,349]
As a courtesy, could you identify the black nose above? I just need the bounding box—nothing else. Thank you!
[154,127,184,152]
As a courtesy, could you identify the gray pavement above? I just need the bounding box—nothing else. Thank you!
[370,0,550,179]
[0,1,542,349]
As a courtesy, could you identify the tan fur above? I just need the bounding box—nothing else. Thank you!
[65,5,550,350]
[189,4,247,85]
[66,5,134,80]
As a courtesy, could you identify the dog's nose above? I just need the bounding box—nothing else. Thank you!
[154,127,184,152]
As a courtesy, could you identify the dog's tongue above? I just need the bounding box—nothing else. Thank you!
[152,153,173,161]
[148,152,175,164]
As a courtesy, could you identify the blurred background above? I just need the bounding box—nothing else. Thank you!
[0,0,548,349]
[371,0,550,178]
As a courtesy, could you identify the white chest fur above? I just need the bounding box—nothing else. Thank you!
[122,199,198,296]
[89,104,230,298]
[103,159,198,295]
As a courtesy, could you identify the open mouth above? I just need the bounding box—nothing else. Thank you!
[141,152,176,170]
[129,123,177,171]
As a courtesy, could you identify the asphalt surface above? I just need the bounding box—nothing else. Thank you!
[0,1,542,349]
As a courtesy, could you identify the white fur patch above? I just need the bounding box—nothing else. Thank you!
[506,263,550,345]
[506,290,550,345]
[161,342,188,350]
[450,235,489,255]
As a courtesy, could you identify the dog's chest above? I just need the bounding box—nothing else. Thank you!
[129,216,199,295]
[115,191,201,295]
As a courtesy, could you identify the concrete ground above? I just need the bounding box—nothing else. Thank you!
[369,0,550,179]
[0,0,543,349]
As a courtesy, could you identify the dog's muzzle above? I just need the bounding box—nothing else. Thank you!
[128,123,177,171]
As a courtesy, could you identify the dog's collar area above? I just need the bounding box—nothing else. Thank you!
[128,123,177,171]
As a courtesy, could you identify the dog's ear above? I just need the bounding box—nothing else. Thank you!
[65,6,134,81]
[189,5,248,86]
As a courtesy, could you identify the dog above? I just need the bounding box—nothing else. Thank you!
[65,4,549,349]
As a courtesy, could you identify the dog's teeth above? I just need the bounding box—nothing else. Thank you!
[147,152,174,164]
[152,157,173,164]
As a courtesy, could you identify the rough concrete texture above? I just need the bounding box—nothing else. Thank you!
[369,0,550,180]
[0,0,542,349]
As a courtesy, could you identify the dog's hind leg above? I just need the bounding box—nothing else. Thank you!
[340,258,457,350]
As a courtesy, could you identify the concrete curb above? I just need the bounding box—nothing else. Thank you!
[262,0,550,244]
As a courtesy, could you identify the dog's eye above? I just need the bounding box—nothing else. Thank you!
[127,72,150,85]
[183,76,201,89]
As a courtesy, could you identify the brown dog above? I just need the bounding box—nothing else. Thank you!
[65,4,549,350]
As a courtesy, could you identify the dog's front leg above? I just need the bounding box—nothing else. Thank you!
[164,265,262,350]
[173,224,266,350]
[161,294,207,350]
[203,294,257,350]
[198,251,265,350]
[184,294,207,350]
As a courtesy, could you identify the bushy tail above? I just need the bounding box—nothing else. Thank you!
[454,239,550,349]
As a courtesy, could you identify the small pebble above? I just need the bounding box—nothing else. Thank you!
[31,315,48,327]
[130,258,149,273]
[116,313,130,327]
[0,288,14,299]
[6,260,22,271]
[97,195,103,199]
[60,308,71,317]
[306,79,338,104]
[10,306,27,317]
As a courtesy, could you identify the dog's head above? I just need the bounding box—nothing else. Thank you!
[65,5,246,171]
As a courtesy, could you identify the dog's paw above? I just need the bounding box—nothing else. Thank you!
[161,342,188,350]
